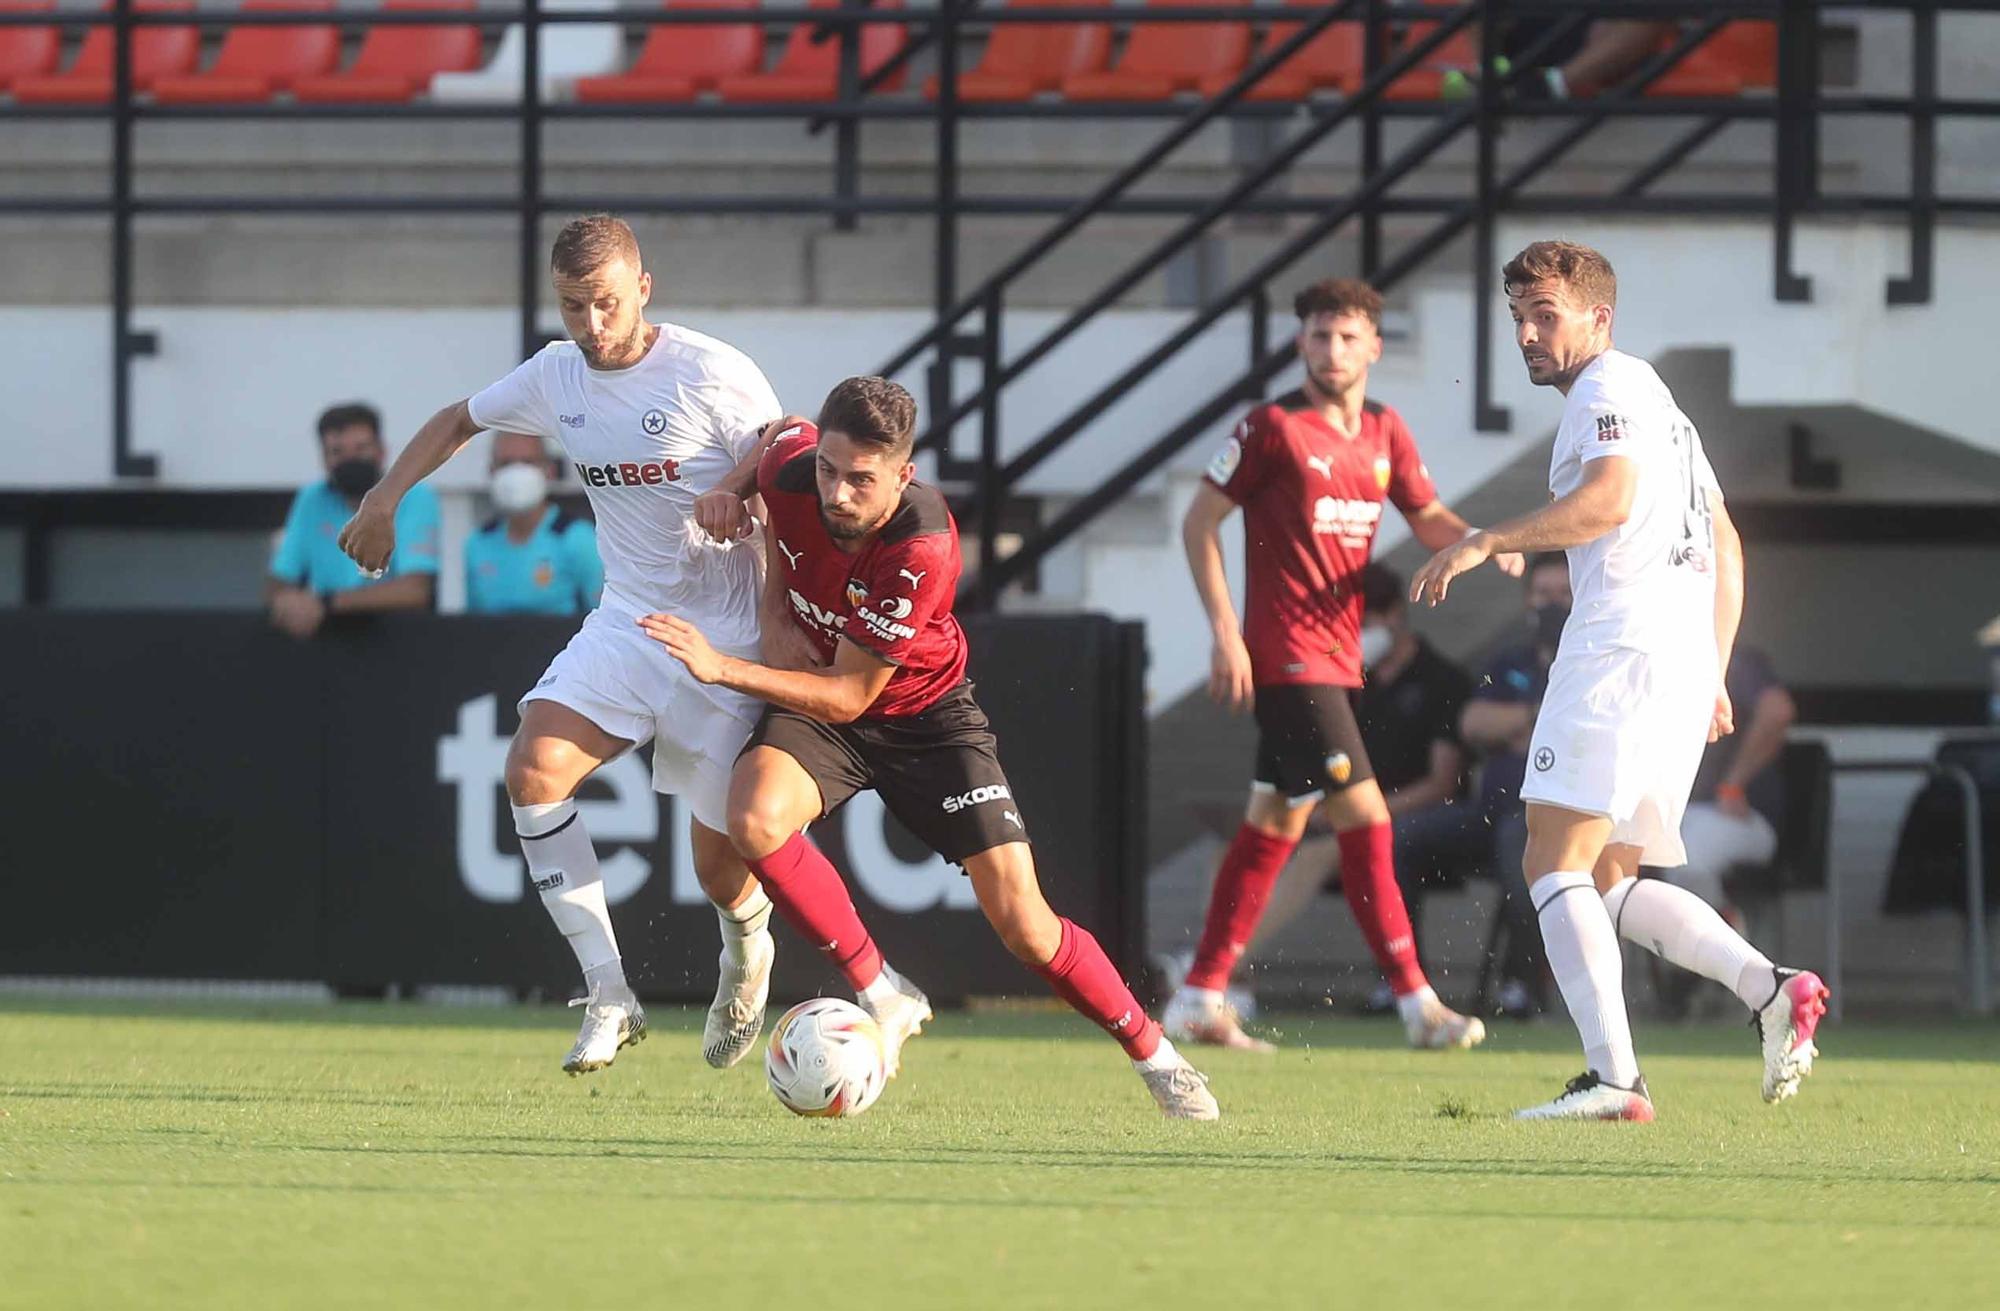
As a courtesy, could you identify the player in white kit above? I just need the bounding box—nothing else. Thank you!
[1409,241,1828,1120]
[338,216,783,1074]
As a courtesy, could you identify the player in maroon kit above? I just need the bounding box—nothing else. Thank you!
[1166,278,1521,1051]
[639,376,1220,1120]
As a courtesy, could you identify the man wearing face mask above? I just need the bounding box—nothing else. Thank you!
[267,402,440,639]
[465,432,604,615]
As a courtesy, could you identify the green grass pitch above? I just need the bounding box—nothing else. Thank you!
[2,997,1994,1310]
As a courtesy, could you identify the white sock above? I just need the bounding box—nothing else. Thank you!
[858,962,900,1009]
[715,886,774,965]
[1176,985,1225,1011]
[1530,871,1640,1087]
[1395,984,1438,1026]
[1134,1035,1183,1073]
[513,799,627,995]
[1604,876,1776,1011]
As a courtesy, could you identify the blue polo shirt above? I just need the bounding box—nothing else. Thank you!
[464,506,603,615]
[270,480,441,595]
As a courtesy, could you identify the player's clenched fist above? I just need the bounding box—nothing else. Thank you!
[336,495,397,575]
[692,489,751,543]
[637,613,727,684]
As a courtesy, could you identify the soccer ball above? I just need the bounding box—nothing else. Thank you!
[765,997,889,1118]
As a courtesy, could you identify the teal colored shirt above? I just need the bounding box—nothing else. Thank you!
[464,506,603,616]
[270,480,442,595]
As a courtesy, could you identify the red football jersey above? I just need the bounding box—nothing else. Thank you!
[757,425,969,718]
[1204,391,1438,688]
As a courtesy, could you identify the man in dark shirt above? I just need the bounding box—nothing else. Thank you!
[1674,646,1795,918]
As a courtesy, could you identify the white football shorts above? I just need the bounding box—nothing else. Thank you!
[1518,642,1717,868]
[520,587,760,831]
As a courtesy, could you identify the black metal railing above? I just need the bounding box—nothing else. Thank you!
[2,0,1991,561]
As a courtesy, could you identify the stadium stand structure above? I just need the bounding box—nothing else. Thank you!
[293,0,483,103]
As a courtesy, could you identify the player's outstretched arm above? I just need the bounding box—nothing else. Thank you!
[1410,457,1636,606]
[637,614,894,723]
[1182,482,1253,711]
[1403,501,1525,578]
[336,400,480,574]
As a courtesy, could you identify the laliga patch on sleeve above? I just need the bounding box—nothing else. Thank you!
[1207,436,1244,484]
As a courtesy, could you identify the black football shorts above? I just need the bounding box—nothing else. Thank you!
[742,681,1029,864]
[1251,682,1376,802]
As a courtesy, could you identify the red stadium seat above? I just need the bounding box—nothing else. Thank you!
[1378,21,1474,101]
[1060,0,1251,102]
[1195,0,1360,101]
[292,0,482,104]
[0,1,61,93]
[10,0,197,104]
[575,0,765,103]
[1648,21,1776,97]
[149,0,339,104]
[714,0,905,104]
[921,0,1111,103]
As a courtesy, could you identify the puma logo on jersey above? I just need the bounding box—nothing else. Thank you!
[1305,455,1334,479]
[777,539,803,569]
[1003,810,1024,830]
[898,568,927,588]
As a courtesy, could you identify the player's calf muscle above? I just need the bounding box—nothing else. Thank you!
[966,845,1061,964]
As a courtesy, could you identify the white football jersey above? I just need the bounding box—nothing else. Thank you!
[468,322,781,652]
[1550,350,1722,659]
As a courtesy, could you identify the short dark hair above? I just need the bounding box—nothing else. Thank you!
[317,402,381,443]
[1359,562,1404,617]
[1293,277,1383,328]
[1502,240,1617,309]
[1525,551,1568,582]
[818,376,917,459]
[550,214,642,279]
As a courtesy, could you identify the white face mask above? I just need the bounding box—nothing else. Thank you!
[1359,623,1395,667]
[491,463,549,515]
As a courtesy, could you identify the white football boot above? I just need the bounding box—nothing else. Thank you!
[1162,986,1276,1053]
[563,987,647,1075]
[1515,1071,1654,1122]
[1754,968,1830,1104]
[1402,994,1488,1051]
[703,928,774,1069]
[859,965,932,1078]
[1138,1049,1222,1121]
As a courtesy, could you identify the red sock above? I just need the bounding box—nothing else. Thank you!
[1185,824,1298,992]
[747,832,883,991]
[1337,820,1427,995]
[1036,918,1161,1061]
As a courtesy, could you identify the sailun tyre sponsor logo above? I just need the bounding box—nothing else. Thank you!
[942,784,1012,814]
[574,459,681,488]
[858,607,916,641]
[877,595,914,621]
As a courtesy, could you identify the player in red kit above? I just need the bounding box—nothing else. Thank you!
[640,377,1220,1120]
[1167,278,1522,1051]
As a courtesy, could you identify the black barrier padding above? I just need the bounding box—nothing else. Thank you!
[0,611,1145,1004]
[0,611,327,978]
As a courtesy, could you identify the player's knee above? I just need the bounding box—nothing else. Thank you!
[726,799,792,861]
[504,740,577,806]
[987,904,1059,964]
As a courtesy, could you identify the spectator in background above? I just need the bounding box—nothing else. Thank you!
[466,432,603,616]
[267,402,440,639]
[1454,551,1575,1016]
[1674,646,1796,920]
